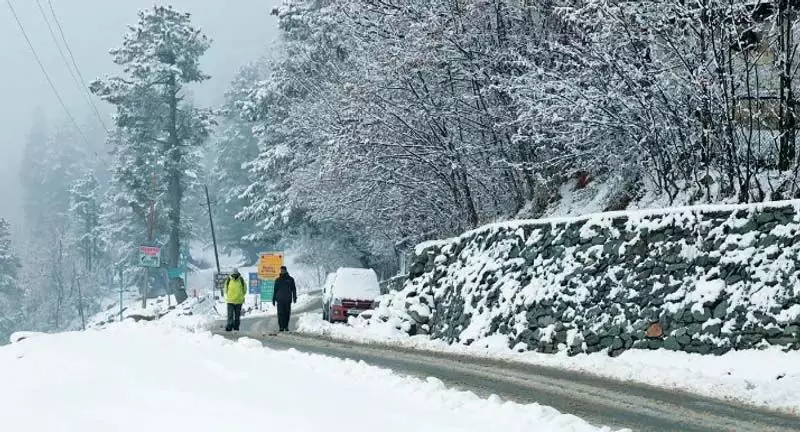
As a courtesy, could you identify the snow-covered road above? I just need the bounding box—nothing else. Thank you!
[210,326,799,432]
[0,324,615,432]
[210,293,323,334]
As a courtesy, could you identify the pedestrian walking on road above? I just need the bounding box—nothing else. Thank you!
[273,266,297,332]
[225,268,247,332]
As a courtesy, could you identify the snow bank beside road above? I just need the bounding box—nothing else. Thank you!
[0,323,620,432]
[241,292,319,318]
[8,331,48,344]
[297,314,800,415]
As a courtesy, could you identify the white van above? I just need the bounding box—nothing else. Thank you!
[322,267,380,322]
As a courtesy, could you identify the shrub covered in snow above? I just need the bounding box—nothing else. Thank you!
[370,201,800,356]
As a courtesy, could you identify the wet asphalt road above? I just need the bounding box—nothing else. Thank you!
[211,302,799,432]
[231,294,322,333]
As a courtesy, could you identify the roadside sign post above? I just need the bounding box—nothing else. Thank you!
[163,268,171,307]
[260,280,275,306]
[258,252,283,308]
[138,246,161,268]
[248,272,261,309]
[214,272,231,300]
[180,246,189,299]
[257,252,283,280]
[138,245,161,310]
[117,266,124,323]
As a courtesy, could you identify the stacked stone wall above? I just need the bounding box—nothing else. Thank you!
[372,202,800,355]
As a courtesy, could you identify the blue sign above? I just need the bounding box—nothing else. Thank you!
[248,273,261,294]
[167,267,184,279]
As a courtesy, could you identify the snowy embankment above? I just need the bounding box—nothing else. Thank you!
[301,201,800,413]
[297,315,800,415]
[240,292,319,318]
[0,324,621,432]
[87,293,217,333]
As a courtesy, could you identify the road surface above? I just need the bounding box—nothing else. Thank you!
[211,303,798,432]
[213,292,323,334]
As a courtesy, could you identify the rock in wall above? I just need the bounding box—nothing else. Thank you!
[370,201,800,355]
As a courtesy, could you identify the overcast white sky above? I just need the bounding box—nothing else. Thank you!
[0,0,280,222]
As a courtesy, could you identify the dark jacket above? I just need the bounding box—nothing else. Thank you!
[273,273,297,304]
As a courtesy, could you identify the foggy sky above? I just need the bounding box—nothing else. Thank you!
[0,0,280,223]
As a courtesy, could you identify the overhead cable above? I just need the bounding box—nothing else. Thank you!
[43,0,110,133]
[5,0,92,146]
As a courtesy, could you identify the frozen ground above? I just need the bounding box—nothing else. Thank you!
[0,323,622,432]
[297,314,800,415]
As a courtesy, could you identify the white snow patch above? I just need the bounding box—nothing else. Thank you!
[0,323,619,432]
[422,199,800,255]
[686,279,725,305]
[777,305,800,324]
[8,332,48,344]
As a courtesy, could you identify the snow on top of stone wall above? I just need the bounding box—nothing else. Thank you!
[415,199,800,255]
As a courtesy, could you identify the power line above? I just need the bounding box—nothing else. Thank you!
[34,0,93,123]
[45,0,110,133]
[5,0,92,146]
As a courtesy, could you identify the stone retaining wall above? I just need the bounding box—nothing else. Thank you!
[369,202,800,355]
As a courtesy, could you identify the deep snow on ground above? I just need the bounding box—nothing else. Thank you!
[0,323,621,432]
[87,292,187,328]
[297,314,800,415]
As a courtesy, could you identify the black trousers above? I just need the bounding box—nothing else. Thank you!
[277,301,292,330]
[226,303,242,331]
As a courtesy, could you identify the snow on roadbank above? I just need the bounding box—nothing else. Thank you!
[0,324,622,432]
[297,314,800,415]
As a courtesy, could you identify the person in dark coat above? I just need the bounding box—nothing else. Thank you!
[272,266,297,332]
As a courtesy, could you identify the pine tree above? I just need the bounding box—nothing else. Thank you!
[69,171,103,273]
[91,6,213,289]
[211,62,265,262]
[0,219,21,344]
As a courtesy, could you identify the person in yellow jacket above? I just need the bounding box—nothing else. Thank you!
[224,268,247,332]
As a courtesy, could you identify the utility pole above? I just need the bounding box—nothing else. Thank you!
[118,266,124,322]
[205,184,221,274]
[205,184,221,301]
[143,169,156,309]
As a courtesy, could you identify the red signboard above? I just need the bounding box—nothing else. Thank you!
[140,246,160,256]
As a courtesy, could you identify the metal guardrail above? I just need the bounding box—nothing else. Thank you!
[379,275,406,294]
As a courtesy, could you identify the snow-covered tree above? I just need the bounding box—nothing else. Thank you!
[91,6,213,290]
[69,172,104,273]
[0,218,21,344]
[210,62,265,262]
[226,0,800,276]
[17,111,105,330]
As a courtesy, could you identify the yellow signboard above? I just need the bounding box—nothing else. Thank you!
[258,252,283,280]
